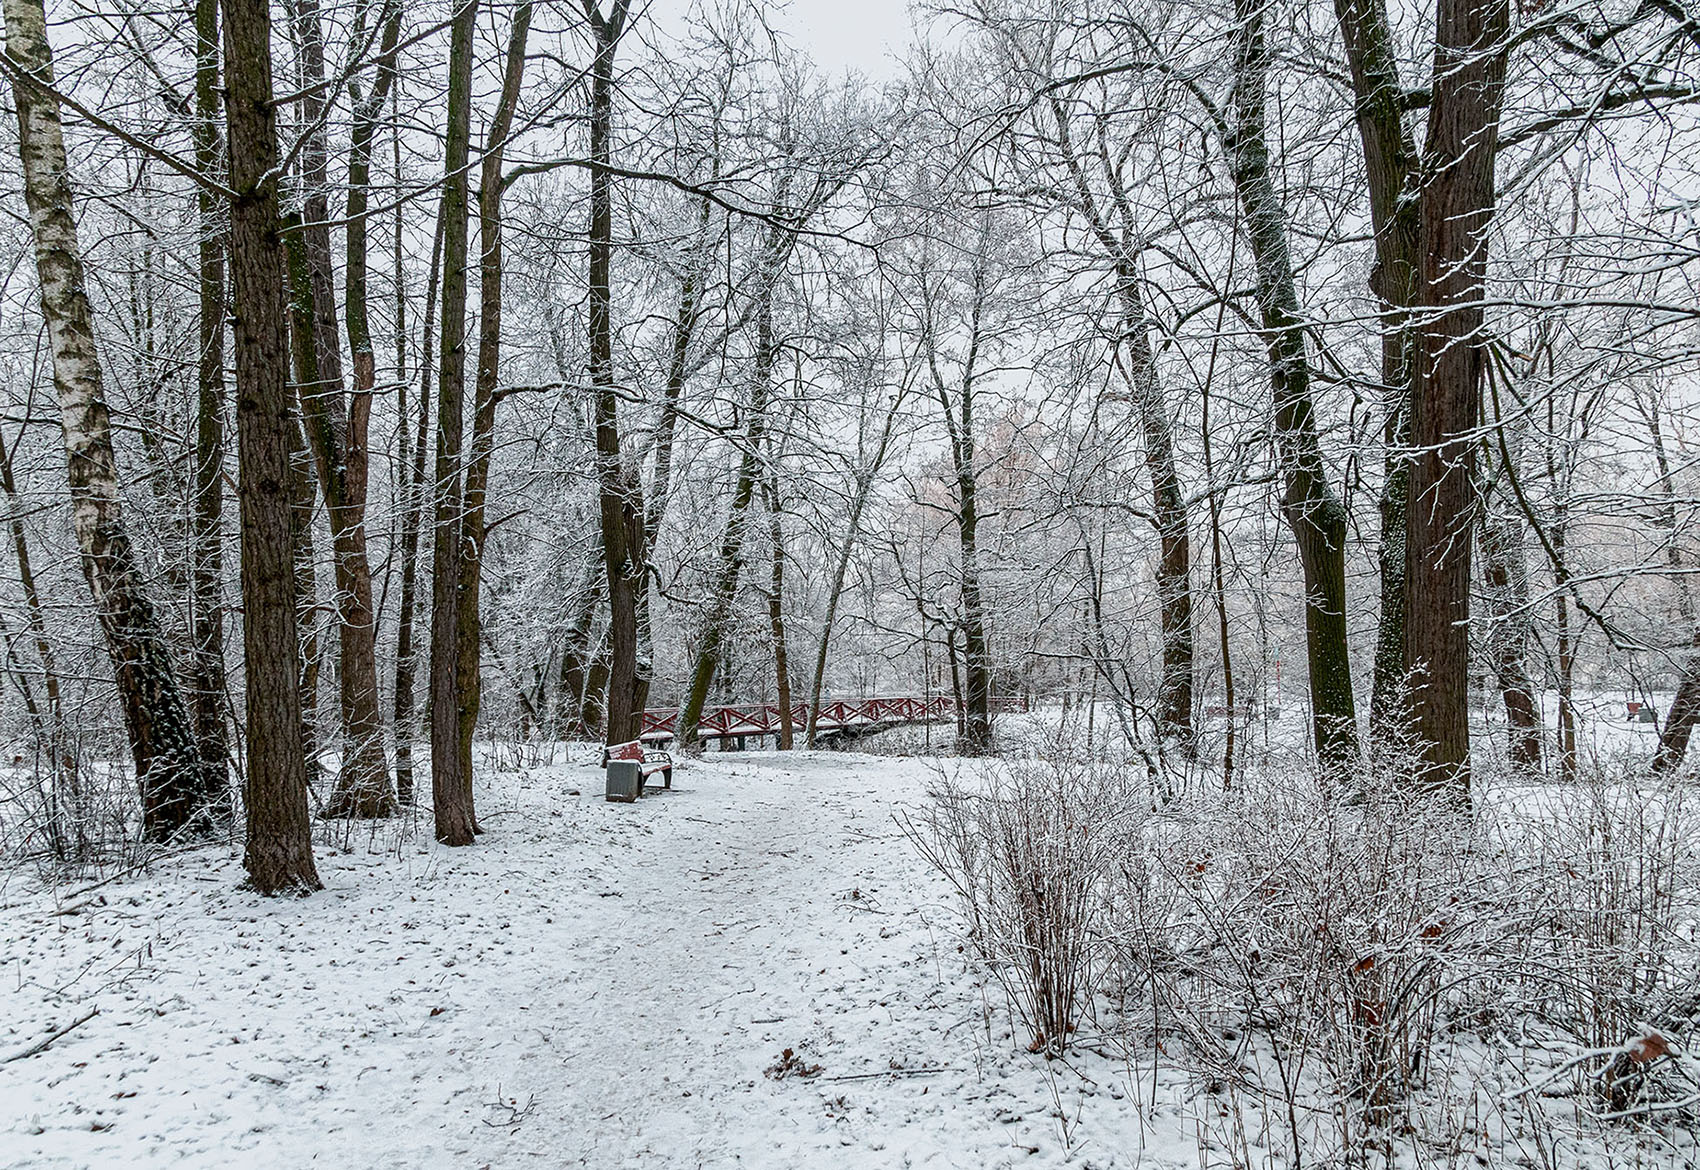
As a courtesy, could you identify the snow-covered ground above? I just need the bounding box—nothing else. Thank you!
[0,749,1197,1168]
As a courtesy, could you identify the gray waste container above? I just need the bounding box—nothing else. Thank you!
[605,759,642,803]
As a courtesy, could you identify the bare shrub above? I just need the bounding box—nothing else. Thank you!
[904,743,1136,1056]
[914,738,1700,1160]
[1126,763,1482,1149]
[1480,768,1699,1120]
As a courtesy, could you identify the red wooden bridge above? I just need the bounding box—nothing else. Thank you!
[638,696,959,744]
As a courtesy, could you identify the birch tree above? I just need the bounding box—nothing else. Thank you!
[3,0,207,840]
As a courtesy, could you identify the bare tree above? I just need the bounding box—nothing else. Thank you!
[998,20,1198,751]
[283,0,394,818]
[189,0,231,802]
[1217,0,1358,768]
[429,0,481,845]
[582,0,648,749]
[919,223,999,756]
[1332,0,1419,731]
[393,212,441,805]
[456,0,535,779]
[4,0,206,840]
[221,0,321,891]
[1403,0,1513,793]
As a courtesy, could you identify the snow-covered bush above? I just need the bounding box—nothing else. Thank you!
[913,743,1700,1154]
[904,744,1138,1056]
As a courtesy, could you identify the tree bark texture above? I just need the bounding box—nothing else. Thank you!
[927,260,993,757]
[220,0,322,891]
[1404,0,1512,793]
[1333,0,1421,731]
[428,0,480,844]
[457,0,532,787]
[393,215,442,805]
[585,0,646,748]
[1115,272,1194,752]
[190,0,231,805]
[764,457,793,749]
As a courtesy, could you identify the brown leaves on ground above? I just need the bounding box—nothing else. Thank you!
[765,1047,822,1080]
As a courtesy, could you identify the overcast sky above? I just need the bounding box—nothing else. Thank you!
[774,0,916,79]
[644,0,920,82]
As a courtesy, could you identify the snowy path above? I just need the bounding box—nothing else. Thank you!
[0,751,1173,1168]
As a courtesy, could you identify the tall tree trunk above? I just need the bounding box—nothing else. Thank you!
[1115,272,1194,753]
[1036,82,1194,751]
[949,399,993,758]
[676,300,775,752]
[220,0,321,891]
[429,0,480,844]
[425,0,479,846]
[456,0,533,786]
[190,0,230,803]
[636,192,715,728]
[764,457,792,749]
[1223,0,1359,769]
[4,0,205,840]
[584,0,646,747]
[1404,0,1513,793]
[925,258,994,756]
[1333,0,1421,732]
[393,210,442,805]
[284,0,393,818]
[341,0,402,805]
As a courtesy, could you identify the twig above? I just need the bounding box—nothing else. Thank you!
[826,1066,953,1082]
[0,1007,98,1064]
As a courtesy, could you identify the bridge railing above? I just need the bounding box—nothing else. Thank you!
[635,695,983,742]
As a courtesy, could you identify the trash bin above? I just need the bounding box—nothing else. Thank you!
[605,759,642,803]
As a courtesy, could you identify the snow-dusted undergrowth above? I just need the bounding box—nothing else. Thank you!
[908,728,1700,1169]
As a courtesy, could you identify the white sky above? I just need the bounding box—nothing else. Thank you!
[643,0,921,82]
[769,0,917,80]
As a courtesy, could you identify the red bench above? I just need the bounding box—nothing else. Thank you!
[601,740,673,791]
